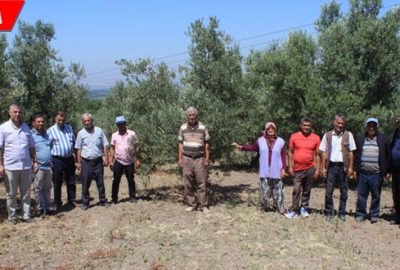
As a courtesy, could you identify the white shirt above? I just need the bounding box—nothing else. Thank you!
[319,131,356,162]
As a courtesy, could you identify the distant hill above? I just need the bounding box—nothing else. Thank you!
[88,88,110,99]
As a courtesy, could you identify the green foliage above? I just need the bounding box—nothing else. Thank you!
[96,59,182,172]
[1,21,88,127]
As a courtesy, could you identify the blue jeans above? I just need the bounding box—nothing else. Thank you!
[356,172,381,218]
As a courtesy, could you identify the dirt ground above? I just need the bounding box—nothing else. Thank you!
[0,167,399,270]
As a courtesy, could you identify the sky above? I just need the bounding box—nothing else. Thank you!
[5,0,399,89]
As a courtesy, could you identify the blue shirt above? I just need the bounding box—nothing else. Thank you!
[75,127,109,160]
[31,128,52,170]
[0,120,34,170]
[47,123,75,157]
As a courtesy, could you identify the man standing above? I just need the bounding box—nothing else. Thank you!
[178,106,210,212]
[75,113,110,210]
[390,114,400,225]
[31,115,53,217]
[354,118,390,223]
[47,111,76,212]
[0,104,37,224]
[110,115,141,204]
[320,114,356,221]
[286,117,321,218]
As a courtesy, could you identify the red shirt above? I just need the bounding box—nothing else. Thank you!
[289,132,320,171]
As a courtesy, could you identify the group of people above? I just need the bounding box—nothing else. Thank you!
[0,104,140,224]
[234,114,399,224]
[1,103,400,227]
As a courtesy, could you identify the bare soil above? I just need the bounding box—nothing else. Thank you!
[0,167,399,270]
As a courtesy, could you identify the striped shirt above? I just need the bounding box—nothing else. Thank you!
[47,123,75,157]
[178,122,210,157]
[361,136,380,173]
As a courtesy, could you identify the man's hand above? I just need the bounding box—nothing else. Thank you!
[178,159,184,168]
[135,159,141,169]
[322,168,327,178]
[280,169,286,179]
[384,173,390,181]
[204,159,209,167]
[103,160,109,167]
[353,171,357,180]
[32,161,39,173]
[0,165,5,177]
[313,169,320,179]
[288,167,295,176]
[347,167,354,178]
[75,162,81,172]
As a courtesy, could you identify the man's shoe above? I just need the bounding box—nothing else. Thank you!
[101,202,111,208]
[390,218,400,225]
[23,217,35,223]
[9,219,17,225]
[300,207,309,218]
[185,206,196,212]
[285,210,298,219]
[370,217,378,224]
[325,215,333,222]
[355,216,365,222]
[199,207,210,213]
[81,205,89,211]
[278,206,286,215]
[338,215,346,221]
[130,198,138,204]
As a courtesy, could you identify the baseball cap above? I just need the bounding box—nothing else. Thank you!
[365,117,379,125]
[115,115,126,124]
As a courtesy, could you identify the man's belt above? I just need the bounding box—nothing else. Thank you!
[183,153,204,159]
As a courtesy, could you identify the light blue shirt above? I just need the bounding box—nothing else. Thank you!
[0,120,34,170]
[47,123,75,157]
[75,127,109,160]
[31,128,52,170]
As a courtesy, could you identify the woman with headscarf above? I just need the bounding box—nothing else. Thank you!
[233,121,287,214]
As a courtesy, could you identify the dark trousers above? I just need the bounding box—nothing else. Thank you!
[52,156,76,206]
[111,160,136,202]
[80,158,107,206]
[392,170,400,220]
[356,172,381,218]
[325,162,348,216]
[291,167,315,211]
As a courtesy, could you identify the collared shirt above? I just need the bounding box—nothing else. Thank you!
[31,128,52,170]
[0,120,34,170]
[289,132,320,171]
[75,126,109,160]
[361,136,380,173]
[319,130,356,162]
[111,129,139,165]
[47,123,75,157]
[178,122,210,157]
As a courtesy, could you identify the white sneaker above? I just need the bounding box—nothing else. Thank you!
[300,207,309,218]
[185,206,196,212]
[285,210,298,218]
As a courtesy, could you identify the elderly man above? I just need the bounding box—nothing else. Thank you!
[0,104,37,224]
[233,121,287,214]
[31,115,53,217]
[47,111,76,212]
[286,117,321,218]
[75,113,110,210]
[354,118,390,223]
[178,106,210,212]
[110,115,141,204]
[320,114,356,221]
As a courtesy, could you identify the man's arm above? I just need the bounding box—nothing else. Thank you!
[178,143,184,168]
[321,152,328,177]
[75,149,81,171]
[204,143,210,166]
[103,145,109,167]
[29,147,38,172]
[288,148,294,176]
[135,144,141,169]
[314,150,321,179]
[348,151,354,177]
[0,148,4,176]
